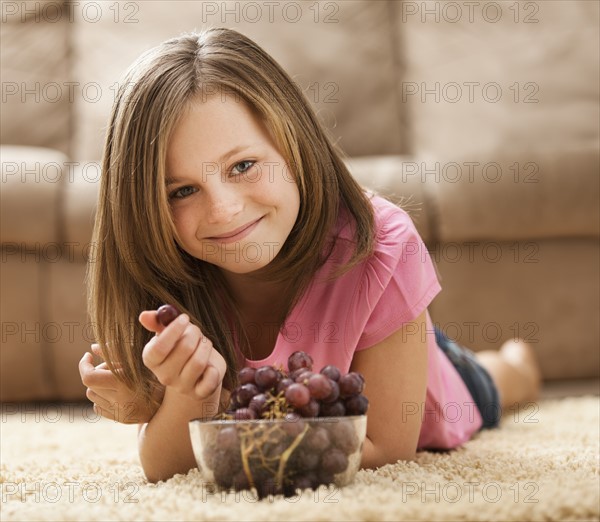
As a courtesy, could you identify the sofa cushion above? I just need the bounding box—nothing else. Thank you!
[430,146,600,242]
[0,2,70,155]
[398,1,599,158]
[71,0,403,161]
[1,145,67,245]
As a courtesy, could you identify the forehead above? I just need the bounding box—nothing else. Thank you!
[168,95,266,159]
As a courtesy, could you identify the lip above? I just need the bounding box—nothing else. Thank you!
[207,216,263,243]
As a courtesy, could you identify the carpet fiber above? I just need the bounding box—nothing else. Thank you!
[1,397,599,521]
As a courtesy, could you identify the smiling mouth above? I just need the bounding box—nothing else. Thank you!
[207,217,263,240]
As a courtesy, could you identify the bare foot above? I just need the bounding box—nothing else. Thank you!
[499,339,542,404]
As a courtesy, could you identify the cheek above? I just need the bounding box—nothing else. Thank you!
[170,206,195,239]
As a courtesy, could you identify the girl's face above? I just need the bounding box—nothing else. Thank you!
[166,94,301,276]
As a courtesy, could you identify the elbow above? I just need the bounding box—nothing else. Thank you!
[362,436,417,469]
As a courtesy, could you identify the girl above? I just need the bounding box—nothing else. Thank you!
[79,28,541,483]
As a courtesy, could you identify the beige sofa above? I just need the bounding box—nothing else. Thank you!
[1,0,598,402]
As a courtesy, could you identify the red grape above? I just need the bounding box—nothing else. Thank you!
[248,393,268,415]
[319,400,346,417]
[320,448,349,474]
[284,383,310,408]
[320,365,341,382]
[322,381,340,403]
[288,351,313,372]
[236,383,259,407]
[303,426,331,452]
[306,374,333,400]
[298,398,320,418]
[238,367,257,385]
[255,366,279,391]
[234,408,257,420]
[345,394,369,415]
[338,372,365,398]
[156,304,180,326]
[216,426,239,451]
[294,370,314,384]
[276,378,294,395]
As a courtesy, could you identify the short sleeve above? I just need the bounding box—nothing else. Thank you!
[352,204,442,351]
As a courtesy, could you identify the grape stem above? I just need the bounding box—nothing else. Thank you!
[275,423,309,490]
[240,438,256,491]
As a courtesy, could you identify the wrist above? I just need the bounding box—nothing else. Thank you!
[161,384,222,421]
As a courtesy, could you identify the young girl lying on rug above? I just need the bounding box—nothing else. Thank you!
[78,28,541,483]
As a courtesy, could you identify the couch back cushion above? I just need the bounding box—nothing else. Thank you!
[71,0,403,162]
[0,0,71,155]
[399,1,600,158]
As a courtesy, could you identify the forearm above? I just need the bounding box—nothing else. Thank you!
[138,385,222,483]
[360,436,416,470]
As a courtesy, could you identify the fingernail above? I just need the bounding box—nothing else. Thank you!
[178,314,189,325]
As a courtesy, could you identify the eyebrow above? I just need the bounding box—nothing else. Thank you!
[165,145,254,186]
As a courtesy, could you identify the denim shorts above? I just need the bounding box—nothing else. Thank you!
[434,326,501,430]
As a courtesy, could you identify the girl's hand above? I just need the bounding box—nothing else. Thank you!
[138,310,227,402]
[78,344,161,424]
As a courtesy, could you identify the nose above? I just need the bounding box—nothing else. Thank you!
[203,185,244,226]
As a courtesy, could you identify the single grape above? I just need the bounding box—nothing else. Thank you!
[276,377,294,395]
[236,383,259,407]
[294,370,314,384]
[234,408,257,420]
[345,394,369,415]
[322,381,340,403]
[288,447,320,472]
[216,426,239,451]
[298,398,320,418]
[156,304,180,326]
[288,351,314,372]
[320,448,349,475]
[328,420,360,454]
[212,449,242,488]
[306,374,333,400]
[285,383,311,408]
[281,412,306,438]
[238,367,257,385]
[248,393,268,415]
[303,426,330,452]
[338,372,365,398]
[320,365,341,382]
[255,366,279,391]
[319,400,346,417]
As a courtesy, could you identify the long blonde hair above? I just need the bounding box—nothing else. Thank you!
[87,28,375,412]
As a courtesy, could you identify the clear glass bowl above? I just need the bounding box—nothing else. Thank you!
[189,415,367,498]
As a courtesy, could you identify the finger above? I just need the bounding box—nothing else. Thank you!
[139,310,166,335]
[91,343,104,359]
[86,388,116,411]
[178,335,213,393]
[142,314,190,369]
[193,364,222,400]
[151,323,203,387]
[79,353,119,390]
[93,403,117,422]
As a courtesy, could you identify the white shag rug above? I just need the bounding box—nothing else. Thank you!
[1,397,599,521]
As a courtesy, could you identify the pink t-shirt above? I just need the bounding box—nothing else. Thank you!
[239,193,483,449]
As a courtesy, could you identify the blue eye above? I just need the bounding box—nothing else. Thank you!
[232,160,255,175]
[170,186,196,200]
